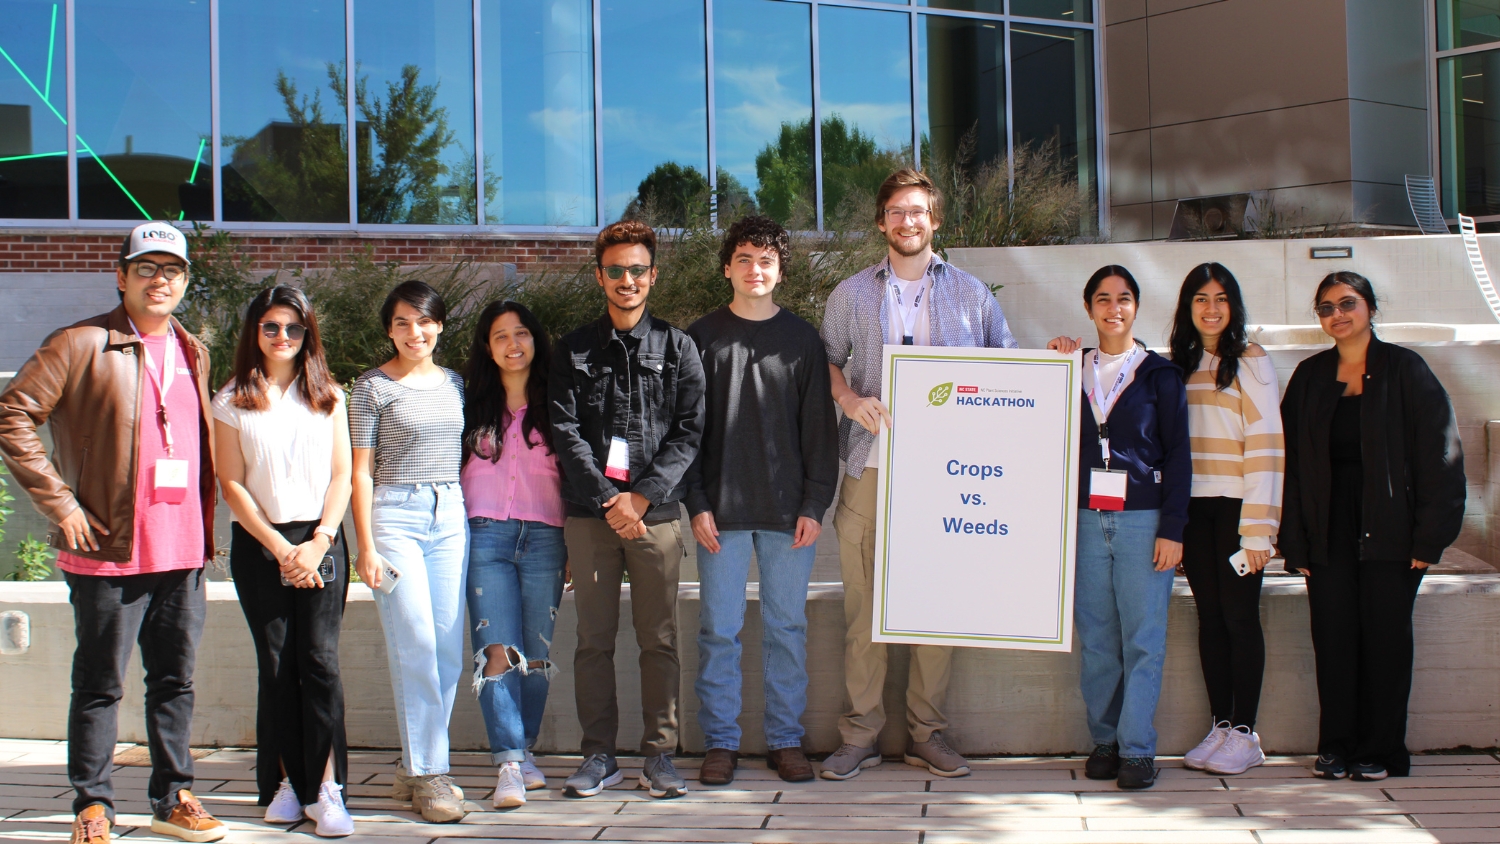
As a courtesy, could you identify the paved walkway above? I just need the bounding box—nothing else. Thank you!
[1,739,1497,843]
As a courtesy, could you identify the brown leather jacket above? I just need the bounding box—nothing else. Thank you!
[0,305,216,564]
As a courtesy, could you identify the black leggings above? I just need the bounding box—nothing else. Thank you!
[1181,496,1266,730]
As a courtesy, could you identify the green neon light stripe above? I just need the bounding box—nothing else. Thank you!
[0,150,66,163]
[0,43,66,125]
[44,4,57,103]
[77,137,150,220]
[178,138,207,220]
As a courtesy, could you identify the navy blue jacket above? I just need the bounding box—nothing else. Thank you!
[1075,348,1192,542]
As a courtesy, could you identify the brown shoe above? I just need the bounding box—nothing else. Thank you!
[71,805,110,844]
[148,790,226,842]
[767,747,815,782]
[699,748,739,785]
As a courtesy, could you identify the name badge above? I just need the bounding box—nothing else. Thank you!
[1088,468,1128,511]
[604,436,630,482]
[154,458,190,504]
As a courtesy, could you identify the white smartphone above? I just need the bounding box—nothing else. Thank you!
[1229,549,1252,577]
[374,559,403,594]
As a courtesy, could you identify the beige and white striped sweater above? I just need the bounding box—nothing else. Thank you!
[1186,352,1286,551]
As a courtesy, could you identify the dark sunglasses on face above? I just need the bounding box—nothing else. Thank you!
[1314,297,1361,318]
[260,320,307,342]
[600,264,652,280]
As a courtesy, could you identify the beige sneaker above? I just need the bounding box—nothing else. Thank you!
[411,774,466,823]
[905,731,970,777]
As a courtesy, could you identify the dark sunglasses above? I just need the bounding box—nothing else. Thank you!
[260,320,307,341]
[600,264,652,280]
[1313,297,1361,318]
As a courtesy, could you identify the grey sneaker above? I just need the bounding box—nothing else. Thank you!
[563,753,623,798]
[819,743,881,780]
[411,774,466,823]
[905,731,970,777]
[639,754,687,799]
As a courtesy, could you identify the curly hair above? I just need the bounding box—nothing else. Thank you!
[718,215,791,273]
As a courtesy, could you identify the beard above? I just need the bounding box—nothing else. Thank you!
[885,227,932,257]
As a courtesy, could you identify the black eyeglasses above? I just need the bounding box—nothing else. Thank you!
[132,262,186,281]
[600,264,652,280]
[1314,297,1361,318]
[260,321,307,341]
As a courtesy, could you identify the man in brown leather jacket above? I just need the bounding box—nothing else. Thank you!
[0,223,226,844]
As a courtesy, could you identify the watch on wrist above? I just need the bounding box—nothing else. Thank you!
[313,525,338,542]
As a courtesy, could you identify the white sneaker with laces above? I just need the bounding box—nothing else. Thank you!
[521,752,546,790]
[303,781,354,838]
[494,762,527,808]
[1184,721,1231,771]
[264,779,302,824]
[1204,726,1265,775]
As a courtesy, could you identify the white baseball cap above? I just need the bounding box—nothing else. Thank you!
[121,222,190,265]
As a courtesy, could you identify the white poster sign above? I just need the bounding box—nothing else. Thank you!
[872,345,1081,651]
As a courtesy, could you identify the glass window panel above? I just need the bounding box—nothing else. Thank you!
[482,0,595,226]
[919,1,1003,13]
[1010,0,1093,23]
[1438,52,1500,217]
[601,0,708,225]
[0,0,68,218]
[713,0,813,225]
[220,0,348,223]
[817,5,913,225]
[1439,0,1500,52]
[354,0,476,225]
[75,0,210,221]
[1010,22,1096,231]
[918,14,1005,176]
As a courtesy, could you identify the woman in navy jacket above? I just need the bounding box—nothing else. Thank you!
[1050,265,1191,791]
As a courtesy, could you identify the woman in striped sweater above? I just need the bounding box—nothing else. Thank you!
[1169,263,1285,776]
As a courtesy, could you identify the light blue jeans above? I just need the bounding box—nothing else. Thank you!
[695,529,816,751]
[465,517,566,765]
[370,483,469,776]
[1074,508,1175,759]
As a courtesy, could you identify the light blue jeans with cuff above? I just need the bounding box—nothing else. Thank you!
[370,483,469,777]
[465,517,567,766]
[695,529,816,752]
[1074,507,1175,760]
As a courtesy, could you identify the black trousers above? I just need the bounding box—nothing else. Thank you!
[1181,496,1266,730]
[1306,558,1425,776]
[65,567,206,822]
[229,521,349,806]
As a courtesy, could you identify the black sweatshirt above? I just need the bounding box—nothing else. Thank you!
[684,306,839,531]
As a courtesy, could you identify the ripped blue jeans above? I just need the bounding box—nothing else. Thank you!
[465,517,567,764]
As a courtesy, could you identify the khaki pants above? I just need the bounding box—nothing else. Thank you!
[835,468,952,747]
[566,516,684,757]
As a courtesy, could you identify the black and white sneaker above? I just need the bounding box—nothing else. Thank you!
[1350,761,1389,781]
[639,753,687,799]
[1117,756,1157,790]
[563,754,623,798]
[1314,753,1348,780]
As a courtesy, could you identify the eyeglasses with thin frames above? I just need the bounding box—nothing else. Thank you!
[1314,297,1362,318]
[260,321,307,342]
[600,264,652,280]
[131,261,186,281]
[883,208,931,223]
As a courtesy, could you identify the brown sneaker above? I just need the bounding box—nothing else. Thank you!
[149,790,227,842]
[699,748,738,785]
[904,731,970,778]
[70,805,110,844]
[766,747,815,783]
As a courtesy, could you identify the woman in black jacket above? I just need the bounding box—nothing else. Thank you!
[1280,271,1465,782]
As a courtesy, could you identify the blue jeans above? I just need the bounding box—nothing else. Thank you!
[1074,508,1174,759]
[465,518,567,765]
[695,530,816,751]
[370,483,469,776]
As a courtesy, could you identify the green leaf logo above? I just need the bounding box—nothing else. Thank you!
[928,382,953,406]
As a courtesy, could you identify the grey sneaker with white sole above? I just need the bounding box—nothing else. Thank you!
[563,753,623,798]
[905,731,970,777]
[639,753,687,799]
[819,743,881,780]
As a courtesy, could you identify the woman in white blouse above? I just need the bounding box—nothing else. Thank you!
[213,285,354,837]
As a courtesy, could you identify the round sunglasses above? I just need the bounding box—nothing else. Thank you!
[260,320,307,342]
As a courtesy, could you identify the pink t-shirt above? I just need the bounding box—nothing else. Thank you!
[59,332,205,576]
[460,407,565,527]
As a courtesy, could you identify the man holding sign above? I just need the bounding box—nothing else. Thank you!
[820,169,1017,780]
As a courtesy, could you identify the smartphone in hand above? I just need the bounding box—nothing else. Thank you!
[1229,549,1252,577]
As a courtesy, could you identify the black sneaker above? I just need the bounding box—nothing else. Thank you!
[1314,753,1348,780]
[563,753,623,798]
[1117,756,1157,790]
[1350,761,1388,781]
[1084,744,1120,780]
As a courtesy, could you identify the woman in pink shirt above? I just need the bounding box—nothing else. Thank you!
[460,301,567,808]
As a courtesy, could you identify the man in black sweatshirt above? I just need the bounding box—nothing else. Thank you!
[685,216,839,786]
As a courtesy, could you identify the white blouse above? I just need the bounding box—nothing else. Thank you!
[212,378,343,524]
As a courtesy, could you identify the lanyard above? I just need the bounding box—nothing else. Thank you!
[1088,346,1142,469]
[128,318,179,458]
[889,276,928,345]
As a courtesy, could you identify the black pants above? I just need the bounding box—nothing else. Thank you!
[65,567,206,822]
[1181,496,1265,730]
[229,521,349,806]
[1306,559,1425,776]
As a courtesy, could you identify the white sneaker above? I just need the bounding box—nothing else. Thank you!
[1204,726,1265,775]
[1183,721,1231,770]
[521,751,546,790]
[494,762,526,809]
[264,779,302,824]
[303,781,354,838]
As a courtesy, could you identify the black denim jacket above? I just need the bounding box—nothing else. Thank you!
[548,309,706,521]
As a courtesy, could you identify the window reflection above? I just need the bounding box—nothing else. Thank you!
[1439,51,1500,217]
[354,0,477,225]
[920,1,1002,13]
[919,14,1005,176]
[1011,0,1092,23]
[714,0,813,225]
[1439,0,1500,51]
[482,0,595,227]
[220,0,348,223]
[0,0,68,218]
[75,0,211,221]
[818,5,913,223]
[1011,22,1095,228]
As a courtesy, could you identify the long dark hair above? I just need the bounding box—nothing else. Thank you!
[1170,262,1249,392]
[462,300,553,463]
[229,285,340,414]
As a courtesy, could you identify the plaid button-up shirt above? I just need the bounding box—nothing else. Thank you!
[822,254,1017,478]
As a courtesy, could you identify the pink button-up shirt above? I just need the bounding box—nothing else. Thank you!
[460,407,566,527]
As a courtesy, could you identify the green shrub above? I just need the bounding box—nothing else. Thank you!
[6,534,53,582]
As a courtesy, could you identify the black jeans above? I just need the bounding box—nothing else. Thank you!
[1306,558,1425,776]
[229,521,349,806]
[1181,496,1266,730]
[65,567,206,822]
